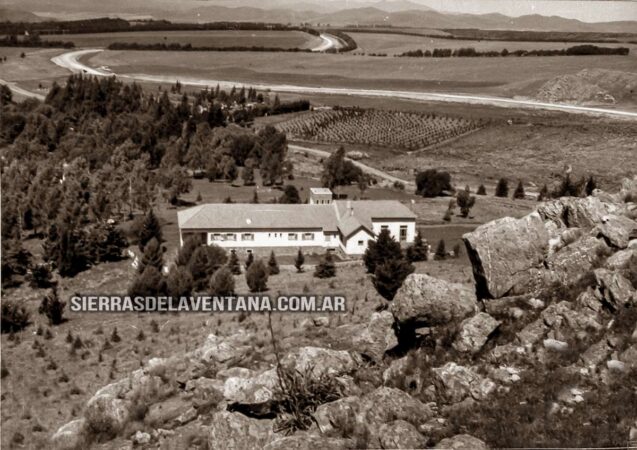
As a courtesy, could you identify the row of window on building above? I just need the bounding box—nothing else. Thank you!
[210,232,317,242]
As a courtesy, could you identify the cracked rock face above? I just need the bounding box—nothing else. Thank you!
[463,212,549,299]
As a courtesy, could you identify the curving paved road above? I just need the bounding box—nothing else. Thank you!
[311,33,342,52]
[50,48,637,120]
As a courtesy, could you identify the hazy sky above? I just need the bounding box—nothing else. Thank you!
[393,0,637,22]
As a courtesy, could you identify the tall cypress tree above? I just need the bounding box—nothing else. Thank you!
[138,209,162,252]
[138,238,164,274]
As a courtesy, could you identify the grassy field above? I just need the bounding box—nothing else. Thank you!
[42,30,321,50]
[90,49,637,98]
[349,31,637,56]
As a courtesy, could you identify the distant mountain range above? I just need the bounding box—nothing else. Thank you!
[1,0,636,34]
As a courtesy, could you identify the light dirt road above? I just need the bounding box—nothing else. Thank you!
[289,144,413,187]
[0,78,46,101]
[50,48,637,120]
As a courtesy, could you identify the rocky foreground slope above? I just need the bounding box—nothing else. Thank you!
[53,178,637,449]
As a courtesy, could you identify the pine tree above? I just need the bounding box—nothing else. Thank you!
[245,252,254,270]
[373,257,414,300]
[138,209,162,252]
[477,184,487,195]
[246,260,268,293]
[434,239,446,260]
[585,176,597,196]
[228,251,241,275]
[128,266,166,297]
[363,228,402,274]
[210,267,235,296]
[294,249,305,273]
[495,178,509,198]
[267,251,280,275]
[538,184,549,201]
[252,190,259,204]
[175,235,202,267]
[406,230,428,262]
[166,265,194,298]
[513,181,525,199]
[138,238,164,274]
[314,251,336,278]
[188,245,227,291]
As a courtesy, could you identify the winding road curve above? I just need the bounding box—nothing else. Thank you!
[311,33,343,52]
[50,48,637,120]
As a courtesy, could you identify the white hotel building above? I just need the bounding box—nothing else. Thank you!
[177,188,416,256]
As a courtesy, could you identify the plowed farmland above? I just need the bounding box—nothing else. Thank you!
[275,108,482,150]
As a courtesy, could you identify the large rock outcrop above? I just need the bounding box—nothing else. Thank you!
[463,212,549,299]
[392,274,477,327]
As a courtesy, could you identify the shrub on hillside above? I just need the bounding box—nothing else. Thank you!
[210,266,235,296]
[314,251,336,278]
[38,286,66,326]
[434,239,447,260]
[513,180,525,199]
[457,187,476,217]
[138,209,162,251]
[477,184,487,195]
[246,260,268,292]
[29,263,54,289]
[1,300,30,333]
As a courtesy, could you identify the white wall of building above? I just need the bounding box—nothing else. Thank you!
[371,220,416,244]
[206,229,340,249]
[342,228,374,255]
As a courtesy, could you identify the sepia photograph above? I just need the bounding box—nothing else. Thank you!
[0,0,636,448]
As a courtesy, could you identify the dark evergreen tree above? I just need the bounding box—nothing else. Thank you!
[175,235,202,267]
[585,176,597,196]
[166,265,194,298]
[267,251,280,275]
[228,251,241,275]
[513,181,525,199]
[415,169,452,198]
[245,252,254,270]
[495,178,509,198]
[187,245,227,291]
[538,184,549,201]
[1,240,32,288]
[314,251,336,278]
[210,266,235,296]
[246,259,268,292]
[138,237,164,274]
[476,184,487,195]
[128,266,167,297]
[38,286,66,326]
[373,258,414,300]
[406,230,428,262]
[138,209,162,252]
[294,249,305,273]
[364,228,402,274]
[434,239,447,260]
[29,263,54,289]
[279,185,301,204]
[87,223,127,263]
